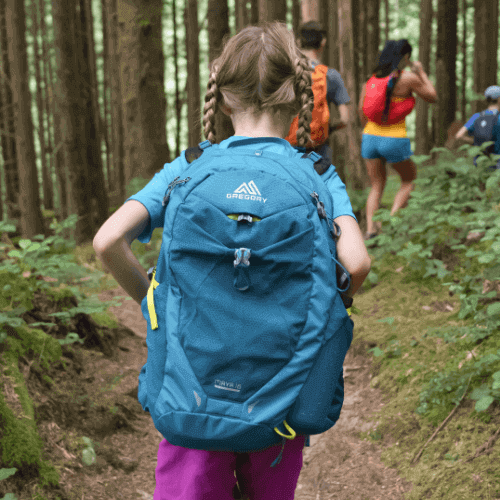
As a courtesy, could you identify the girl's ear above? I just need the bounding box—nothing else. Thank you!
[221,104,232,116]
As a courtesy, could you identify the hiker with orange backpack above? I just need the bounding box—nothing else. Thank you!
[358,39,437,240]
[285,21,350,163]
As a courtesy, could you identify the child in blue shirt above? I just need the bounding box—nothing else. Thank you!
[93,22,371,500]
[455,85,500,169]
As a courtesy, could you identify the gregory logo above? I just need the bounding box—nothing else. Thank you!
[227,181,267,203]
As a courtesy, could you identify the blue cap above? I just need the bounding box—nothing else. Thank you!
[484,86,500,99]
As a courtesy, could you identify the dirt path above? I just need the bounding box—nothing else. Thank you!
[52,287,412,500]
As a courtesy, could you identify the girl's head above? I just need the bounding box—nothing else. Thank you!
[373,39,412,78]
[203,22,314,148]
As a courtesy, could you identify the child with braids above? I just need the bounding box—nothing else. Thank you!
[93,22,370,500]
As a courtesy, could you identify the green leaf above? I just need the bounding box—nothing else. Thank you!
[7,250,22,259]
[0,468,17,481]
[486,302,500,317]
[475,396,494,412]
[492,371,500,380]
[1,494,18,500]
[370,347,385,358]
[470,385,491,401]
[81,437,93,447]
[25,242,41,253]
[367,271,378,284]
[18,239,31,250]
[478,254,495,264]
[82,447,96,466]
[377,316,395,325]
[492,380,500,390]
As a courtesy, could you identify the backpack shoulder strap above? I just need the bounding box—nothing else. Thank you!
[302,151,331,176]
[185,140,213,164]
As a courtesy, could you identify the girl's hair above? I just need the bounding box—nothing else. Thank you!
[202,22,314,148]
[487,97,499,104]
[372,39,412,123]
[297,21,326,50]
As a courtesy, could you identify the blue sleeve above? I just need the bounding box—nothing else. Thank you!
[327,68,351,106]
[465,113,480,134]
[321,165,357,221]
[125,154,188,243]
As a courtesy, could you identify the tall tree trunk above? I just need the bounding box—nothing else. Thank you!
[46,0,68,220]
[101,0,111,191]
[414,0,433,155]
[40,0,55,212]
[185,0,201,147]
[109,0,126,202]
[52,0,95,243]
[434,0,458,147]
[31,0,53,212]
[136,0,169,178]
[0,0,19,222]
[460,0,466,123]
[301,0,319,21]
[292,0,301,34]
[338,0,367,189]
[173,0,181,157]
[384,0,389,43]
[81,0,109,228]
[472,0,499,114]
[5,0,45,237]
[351,0,360,100]
[259,0,287,23]
[365,0,380,74]
[207,0,233,143]
[235,0,246,32]
[249,0,258,25]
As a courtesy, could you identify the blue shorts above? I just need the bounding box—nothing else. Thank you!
[361,134,413,164]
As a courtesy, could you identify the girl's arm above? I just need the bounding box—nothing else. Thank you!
[334,215,371,297]
[408,62,437,103]
[93,200,151,305]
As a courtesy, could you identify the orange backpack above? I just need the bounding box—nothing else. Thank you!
[286,64,330,148]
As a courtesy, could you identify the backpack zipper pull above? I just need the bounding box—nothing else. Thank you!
[163,176,191,207]
[310,192,327,219]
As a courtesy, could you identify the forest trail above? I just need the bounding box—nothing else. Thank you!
[48,285,412,500]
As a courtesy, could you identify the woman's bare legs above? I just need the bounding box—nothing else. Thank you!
[365,158,387,235]
[390,158,417,214]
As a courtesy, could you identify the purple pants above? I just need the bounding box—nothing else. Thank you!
[153,435,306,500]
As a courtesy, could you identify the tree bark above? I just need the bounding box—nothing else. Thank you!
[434,0,458,147]
[249,0,258,25]
[472,0,499,114]
[292,0,301,34]
[5,0,45,237]
[172,0,181,157]
[207,0,234,143]
[414,0,433,155]
[338,0,367,189]
[185,0,201,147]
[101,0,111,190]
[235,0,246,32]
[31,0,53,212]
[109,0,126,202]
[384,0,389,43]
[365,0,380,75]
[81,0,109,228]
[136,0,169,177]
[259,0,287,23]
[301,0,319,21]
[460,0,466,123]
[52,0,97,243]
[0,0,19,222]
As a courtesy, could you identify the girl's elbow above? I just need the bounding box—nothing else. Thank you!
[351,257,372,279]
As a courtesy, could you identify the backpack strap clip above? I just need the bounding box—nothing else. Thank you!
[301,151,331,176]
[233,248,251,291]
[184,140,212,164]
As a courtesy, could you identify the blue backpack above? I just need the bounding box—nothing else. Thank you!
[473,110,499,154]
[138,138,354,467]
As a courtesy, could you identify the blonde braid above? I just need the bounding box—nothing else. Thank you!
[295,57,314,149]
[203,70,218,144]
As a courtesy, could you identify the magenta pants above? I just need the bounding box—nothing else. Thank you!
[153,435,306,500]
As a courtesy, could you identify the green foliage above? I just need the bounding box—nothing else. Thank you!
[0,216,125,342]
[364,146,500,423]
